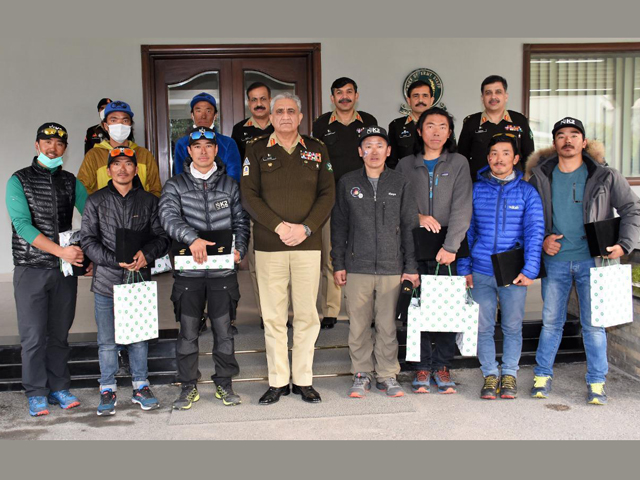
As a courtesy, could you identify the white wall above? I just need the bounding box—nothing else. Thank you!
[1,37,638,274]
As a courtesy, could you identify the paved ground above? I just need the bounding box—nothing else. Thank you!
[1,362,639,440]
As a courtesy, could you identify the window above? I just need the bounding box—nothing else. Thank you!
[524,43,640,182]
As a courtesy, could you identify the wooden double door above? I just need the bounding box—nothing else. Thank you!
[142,44,322,183]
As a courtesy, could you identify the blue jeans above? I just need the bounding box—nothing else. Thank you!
[473,272,527,378]
[534,258,608,384]
[95,293,149,391]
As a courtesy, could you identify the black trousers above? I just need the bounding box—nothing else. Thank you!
[171,274,240,386]
[408,260,458,371]
[13,266,78,397]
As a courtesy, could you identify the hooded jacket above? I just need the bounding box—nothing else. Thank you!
[159,160,250,279]
[526,141,640,255]
[457,166,544,279]
[80,176,170,297]
[395,150,472,254]
[78,140,162,197]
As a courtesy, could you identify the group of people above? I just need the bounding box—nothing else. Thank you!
[6,73,639,419]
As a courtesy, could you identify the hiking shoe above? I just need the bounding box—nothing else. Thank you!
[375,378,405,397]
[173,384,199,410]
[531,376,552,399]
[48,390,81,409]
[97,389,117,416]
[215,384,242,406]
[480,375,500,400]
[349,373,371,398]
[500,375,517,399]
[28,396,50,417]
[132,385,160,411]
[432,367,457,394]
[587,383,607,405]
[411,370,431,394]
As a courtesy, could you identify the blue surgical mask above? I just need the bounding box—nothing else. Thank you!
[37,152,64,169]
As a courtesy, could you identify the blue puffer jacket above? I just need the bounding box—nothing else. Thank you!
[457,166,544,279]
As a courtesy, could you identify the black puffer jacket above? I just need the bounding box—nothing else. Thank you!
[12,158,76,269]
[159,160,250,278]
[80,177,170,297]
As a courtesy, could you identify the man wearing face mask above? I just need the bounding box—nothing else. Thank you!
[173,92,241,183]
[6,123,89,417]
[84,98,111,154]
[77,101,162,197]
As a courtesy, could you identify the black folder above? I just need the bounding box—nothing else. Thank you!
[171,230,233,256]
[116,228,151,264]
[395,279,414,322]
[412,226,470,262]
[69,241,92,276]
[491,248,546,287]
[584,217,621,257]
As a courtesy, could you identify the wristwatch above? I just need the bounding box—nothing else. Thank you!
[302,224,312,237]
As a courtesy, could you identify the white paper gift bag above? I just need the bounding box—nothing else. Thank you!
[59,229,82,277]
[113,272,159,345]
[406,295,427,362]
[590,261,633,328]
[455,292,480,357]
[151,254,172,275]
[174,235,235,272]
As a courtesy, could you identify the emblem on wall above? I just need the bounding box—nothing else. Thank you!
[399,68,446,115]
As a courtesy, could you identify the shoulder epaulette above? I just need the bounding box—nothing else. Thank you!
[247,134,270,145]
[302,134,325,146]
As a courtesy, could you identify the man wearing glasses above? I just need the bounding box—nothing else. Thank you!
[78,100,162,197]
[241,93,335,405]
[458,75,535,181]
[6,123,88,416]
[160,127,250,410]
[527,117,640,405]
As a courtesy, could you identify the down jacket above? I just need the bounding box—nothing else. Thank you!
[457,166,545,279]
[159,159,250,278]
[526,141,640,255]
[80,177,170,297]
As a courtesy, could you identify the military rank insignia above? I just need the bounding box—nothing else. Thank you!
[326,162,333,172]
[243,165,250,176]
[301,151,321,162]
[505,125,523,132]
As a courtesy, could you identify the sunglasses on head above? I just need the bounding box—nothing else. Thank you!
[109,147,135,158]
[41,127,68,139]
[189,129,216,141]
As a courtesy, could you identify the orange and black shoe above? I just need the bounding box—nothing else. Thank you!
[432,367,457,394]
[499,375,518,399]
[480,375,499,400]
[411,370,430,394]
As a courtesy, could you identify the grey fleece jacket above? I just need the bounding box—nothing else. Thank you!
[396,150,472,254]
[528,147,640,255]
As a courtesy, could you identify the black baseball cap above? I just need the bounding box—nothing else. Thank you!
[188,127,217,146]
[359,126,389,145]
[36,123,68,144]
[97,98,112,110]
[552,117,585,138]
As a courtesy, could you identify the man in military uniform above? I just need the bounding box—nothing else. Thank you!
[232,82,274,159]
[231,82,274,329]
[458,75,535,182]
[387,80,434,169]
[312,77,377,329]
[241,93,335,405]
[84,98,111,154]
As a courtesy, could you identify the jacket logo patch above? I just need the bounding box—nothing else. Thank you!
[388,192,397,196]
[351,187,364,199]
[215,200,229,210]
[400,129,411,138]
[507,205,520,210]
[325,130,335,136]
[440,172,449,177]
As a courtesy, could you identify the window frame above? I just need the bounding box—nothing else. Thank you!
[523,42,640,185]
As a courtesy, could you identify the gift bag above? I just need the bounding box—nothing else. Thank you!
[59,229,81,277]
[420,264,468,328]
[590,260,633,327]
[455,290,480,357]
[151,254,172,275]
[174,235,235,272]
[406,291,426,362]
[113,271,159,345]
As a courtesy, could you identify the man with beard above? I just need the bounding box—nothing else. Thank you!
[458,75,534,181]
[312,77,377,329]
[387,80,435,169]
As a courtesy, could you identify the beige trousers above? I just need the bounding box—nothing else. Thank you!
[255,250,321,387]
[321,220,342,318]
[344,273,402,381]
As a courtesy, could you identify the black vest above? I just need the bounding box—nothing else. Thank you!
[12,158,76,269]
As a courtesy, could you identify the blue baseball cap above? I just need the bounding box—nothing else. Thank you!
[190,92,217,111]
[103,100,134,120]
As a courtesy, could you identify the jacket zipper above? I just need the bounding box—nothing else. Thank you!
[493,184,504,254]
[429,162,440,216]
[49,176,59,244]
[502,196,507,232]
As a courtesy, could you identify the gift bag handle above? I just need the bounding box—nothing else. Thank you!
[125,270,146,285]
[434,263,453,276]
